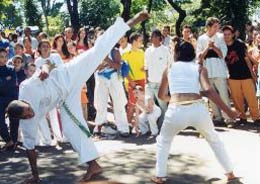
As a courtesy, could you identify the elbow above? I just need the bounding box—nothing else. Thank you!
[202,88,215,98]
[158,93,163,100]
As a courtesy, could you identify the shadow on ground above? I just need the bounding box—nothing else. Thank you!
[0,143,215,184]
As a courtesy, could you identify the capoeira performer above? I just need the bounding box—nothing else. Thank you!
[6,12,149,184]
[151,40,239,184]
[133,85,161,138]
[94,46,130,137]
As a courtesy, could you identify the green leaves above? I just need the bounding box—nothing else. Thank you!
[79,0,121,29]
[24,0,43,29]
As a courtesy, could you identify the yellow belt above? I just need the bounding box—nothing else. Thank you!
[169,98,204,105]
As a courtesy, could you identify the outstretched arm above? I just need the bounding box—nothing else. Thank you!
[66,11,150,87]
[199,67,239,119]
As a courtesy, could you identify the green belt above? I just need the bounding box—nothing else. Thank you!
[62,102,92,138]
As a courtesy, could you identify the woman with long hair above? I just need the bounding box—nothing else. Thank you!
[77,27,89,51]
[52,34,71,63]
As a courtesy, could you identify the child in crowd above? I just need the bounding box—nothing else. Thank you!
[24,63,36,78]
[133,85,161,138]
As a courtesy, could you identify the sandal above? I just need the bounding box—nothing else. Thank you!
[151,177,167,184]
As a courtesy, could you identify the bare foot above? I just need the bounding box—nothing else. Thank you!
[151,177,167,184]
[79,161,102,182]
[23,176,41,184]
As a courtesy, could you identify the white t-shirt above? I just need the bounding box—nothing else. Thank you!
[119,43,132,55]
[163,35,171,48]
[20,36,38,50]
[196,32,228,78]
[145,44,172,83]
[35,53,63,69]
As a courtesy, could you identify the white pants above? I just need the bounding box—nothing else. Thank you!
[48,108,64,142]
[20,17,130,164]
[94,73,129,133]
[36,117,52,146]
[156,102,233,177]
[209,78,231,120]
[139,105,161,135]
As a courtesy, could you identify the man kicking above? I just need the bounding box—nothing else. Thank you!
[6,12,149,184]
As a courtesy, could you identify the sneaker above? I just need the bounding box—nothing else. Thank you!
[253,119,260,127]
[239,118,247,125]
[225,119,236,128]
[119,132,130,138]
[213,119,227,127]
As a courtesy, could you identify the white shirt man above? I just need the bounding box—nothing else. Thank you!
[145,29,172,125]
[196,17,232,124]
[145,45,172,83]
[197,32,228,78]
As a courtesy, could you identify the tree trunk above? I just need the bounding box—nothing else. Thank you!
[40,0,50,35]
[44,14,49,35]
[121,0,132,22]
[66,0,80,34]
[167,0,186,37]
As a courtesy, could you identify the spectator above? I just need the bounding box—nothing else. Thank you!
[144,29,171,126]
[21,27,38,50]
[24,62,36,78]
[162,25,171,47]
[52,34,71,62]
[37,32,48,42]
[7,43,33,68]
[119,34,131,55]
[23,36,35,59]
[0,48,17,151]
[133,85,161,138]
[64,27,74,44]
[182,25,196,48]
[197,17,233,126]
[35,39,64,144]
[94,46,130,137]
[77,27,89,51]
[0,31,10,57]
[122,32,145,125]
[223,25,260,126]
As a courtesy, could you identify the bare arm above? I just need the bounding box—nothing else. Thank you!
[199,67,239,119]
[106,49,121,70]
[158,69,171,103]
[212,45,223,58]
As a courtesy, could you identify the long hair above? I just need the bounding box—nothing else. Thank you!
[77,27,89,49]
[52,34,71,59]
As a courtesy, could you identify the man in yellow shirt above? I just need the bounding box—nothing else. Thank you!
[122,32,146,126]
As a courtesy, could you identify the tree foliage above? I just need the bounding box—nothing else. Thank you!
[79,0,121,29]
[0,1,23,29]
[193,0,260,39]
[24,0,43,29]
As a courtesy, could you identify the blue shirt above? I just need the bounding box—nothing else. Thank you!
[0,65,16,98]
[0,38,10,49]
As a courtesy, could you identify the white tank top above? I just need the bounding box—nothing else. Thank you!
[168,62,200,94]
